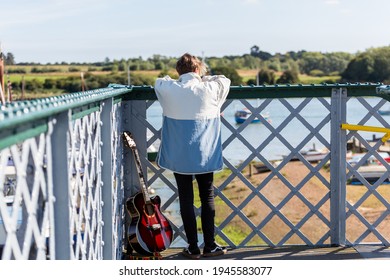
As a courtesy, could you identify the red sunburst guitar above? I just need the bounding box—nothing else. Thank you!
[123,131,173,256]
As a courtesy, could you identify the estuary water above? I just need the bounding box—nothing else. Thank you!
[147,97,389,165]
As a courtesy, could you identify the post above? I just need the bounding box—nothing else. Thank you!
[21,75,25,100]
[330,88,347,245]
[50,111,72,259]
[122,100,147,198]
[100,98,114,259]
[127,63,131,86]
[81,72,86,92]
[121,99,147,253]
[0,47,5,105]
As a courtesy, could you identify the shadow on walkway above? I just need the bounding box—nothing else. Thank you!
[161,245,390,260]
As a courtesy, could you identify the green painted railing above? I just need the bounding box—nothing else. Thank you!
[122,82,386,100]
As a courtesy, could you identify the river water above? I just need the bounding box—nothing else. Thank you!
[147,97,389,164]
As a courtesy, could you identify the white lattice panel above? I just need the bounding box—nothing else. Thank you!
[68,110,103,259]
[0,134,51,259]
[345,97,390,245]
[111,101,124,259]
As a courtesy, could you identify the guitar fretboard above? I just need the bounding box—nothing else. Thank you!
[123,132,151,204]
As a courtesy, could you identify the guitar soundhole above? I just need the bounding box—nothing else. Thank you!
[144,203,155,216]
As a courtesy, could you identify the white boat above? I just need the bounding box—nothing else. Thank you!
[347,152,390,184]
[349,165,390,185]
[282,144,329,163]
[378,109,390,115]
[303,150,329,163]
[234,108,270,124]
[347,152,390,166]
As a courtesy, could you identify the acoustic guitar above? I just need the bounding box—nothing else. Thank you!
[123,131,173,256]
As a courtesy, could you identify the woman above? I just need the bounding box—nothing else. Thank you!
[154,53,231,259]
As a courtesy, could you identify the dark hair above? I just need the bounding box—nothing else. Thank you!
[176,53,202,75]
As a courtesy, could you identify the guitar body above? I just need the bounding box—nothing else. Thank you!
[126,192,173,255]
[126,196,151,256]
[123,131,174,256]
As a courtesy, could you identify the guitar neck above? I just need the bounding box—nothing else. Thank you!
[130,140,151,203]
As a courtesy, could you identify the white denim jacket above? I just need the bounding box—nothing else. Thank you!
[154,72,231,174]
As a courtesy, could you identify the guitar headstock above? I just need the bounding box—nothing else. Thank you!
[123,131,137,149]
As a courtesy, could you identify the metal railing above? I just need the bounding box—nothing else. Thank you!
[1,83,390,260]
[0,87,127,260]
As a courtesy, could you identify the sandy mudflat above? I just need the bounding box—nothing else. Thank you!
[215,161,390,244]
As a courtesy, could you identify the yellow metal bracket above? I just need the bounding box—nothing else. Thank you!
[341,123,390,143]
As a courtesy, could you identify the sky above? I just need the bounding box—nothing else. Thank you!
[1,0,390,63]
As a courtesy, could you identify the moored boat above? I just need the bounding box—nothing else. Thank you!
[234,108,270,124]
[378,109,390,115]
[282,144,329,163]
[349,165,390,185]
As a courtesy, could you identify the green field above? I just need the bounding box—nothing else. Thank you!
[2,64,341,100]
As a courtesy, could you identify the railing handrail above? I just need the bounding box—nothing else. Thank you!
[0,86,132,131]
[124,83,387,100]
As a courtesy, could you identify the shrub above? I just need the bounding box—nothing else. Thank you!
[276,70,300,84]
[211,66,242,85]
[7,68,27,74]
[257,69,275,85]
[68,67,81,72]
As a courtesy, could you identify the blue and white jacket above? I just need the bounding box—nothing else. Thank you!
[154,72,231,174]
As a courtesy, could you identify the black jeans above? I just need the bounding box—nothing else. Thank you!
[174,172,215,248]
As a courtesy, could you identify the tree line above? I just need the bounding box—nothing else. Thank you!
[3,45,390,95]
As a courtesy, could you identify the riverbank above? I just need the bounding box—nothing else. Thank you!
[207,161,390,246]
